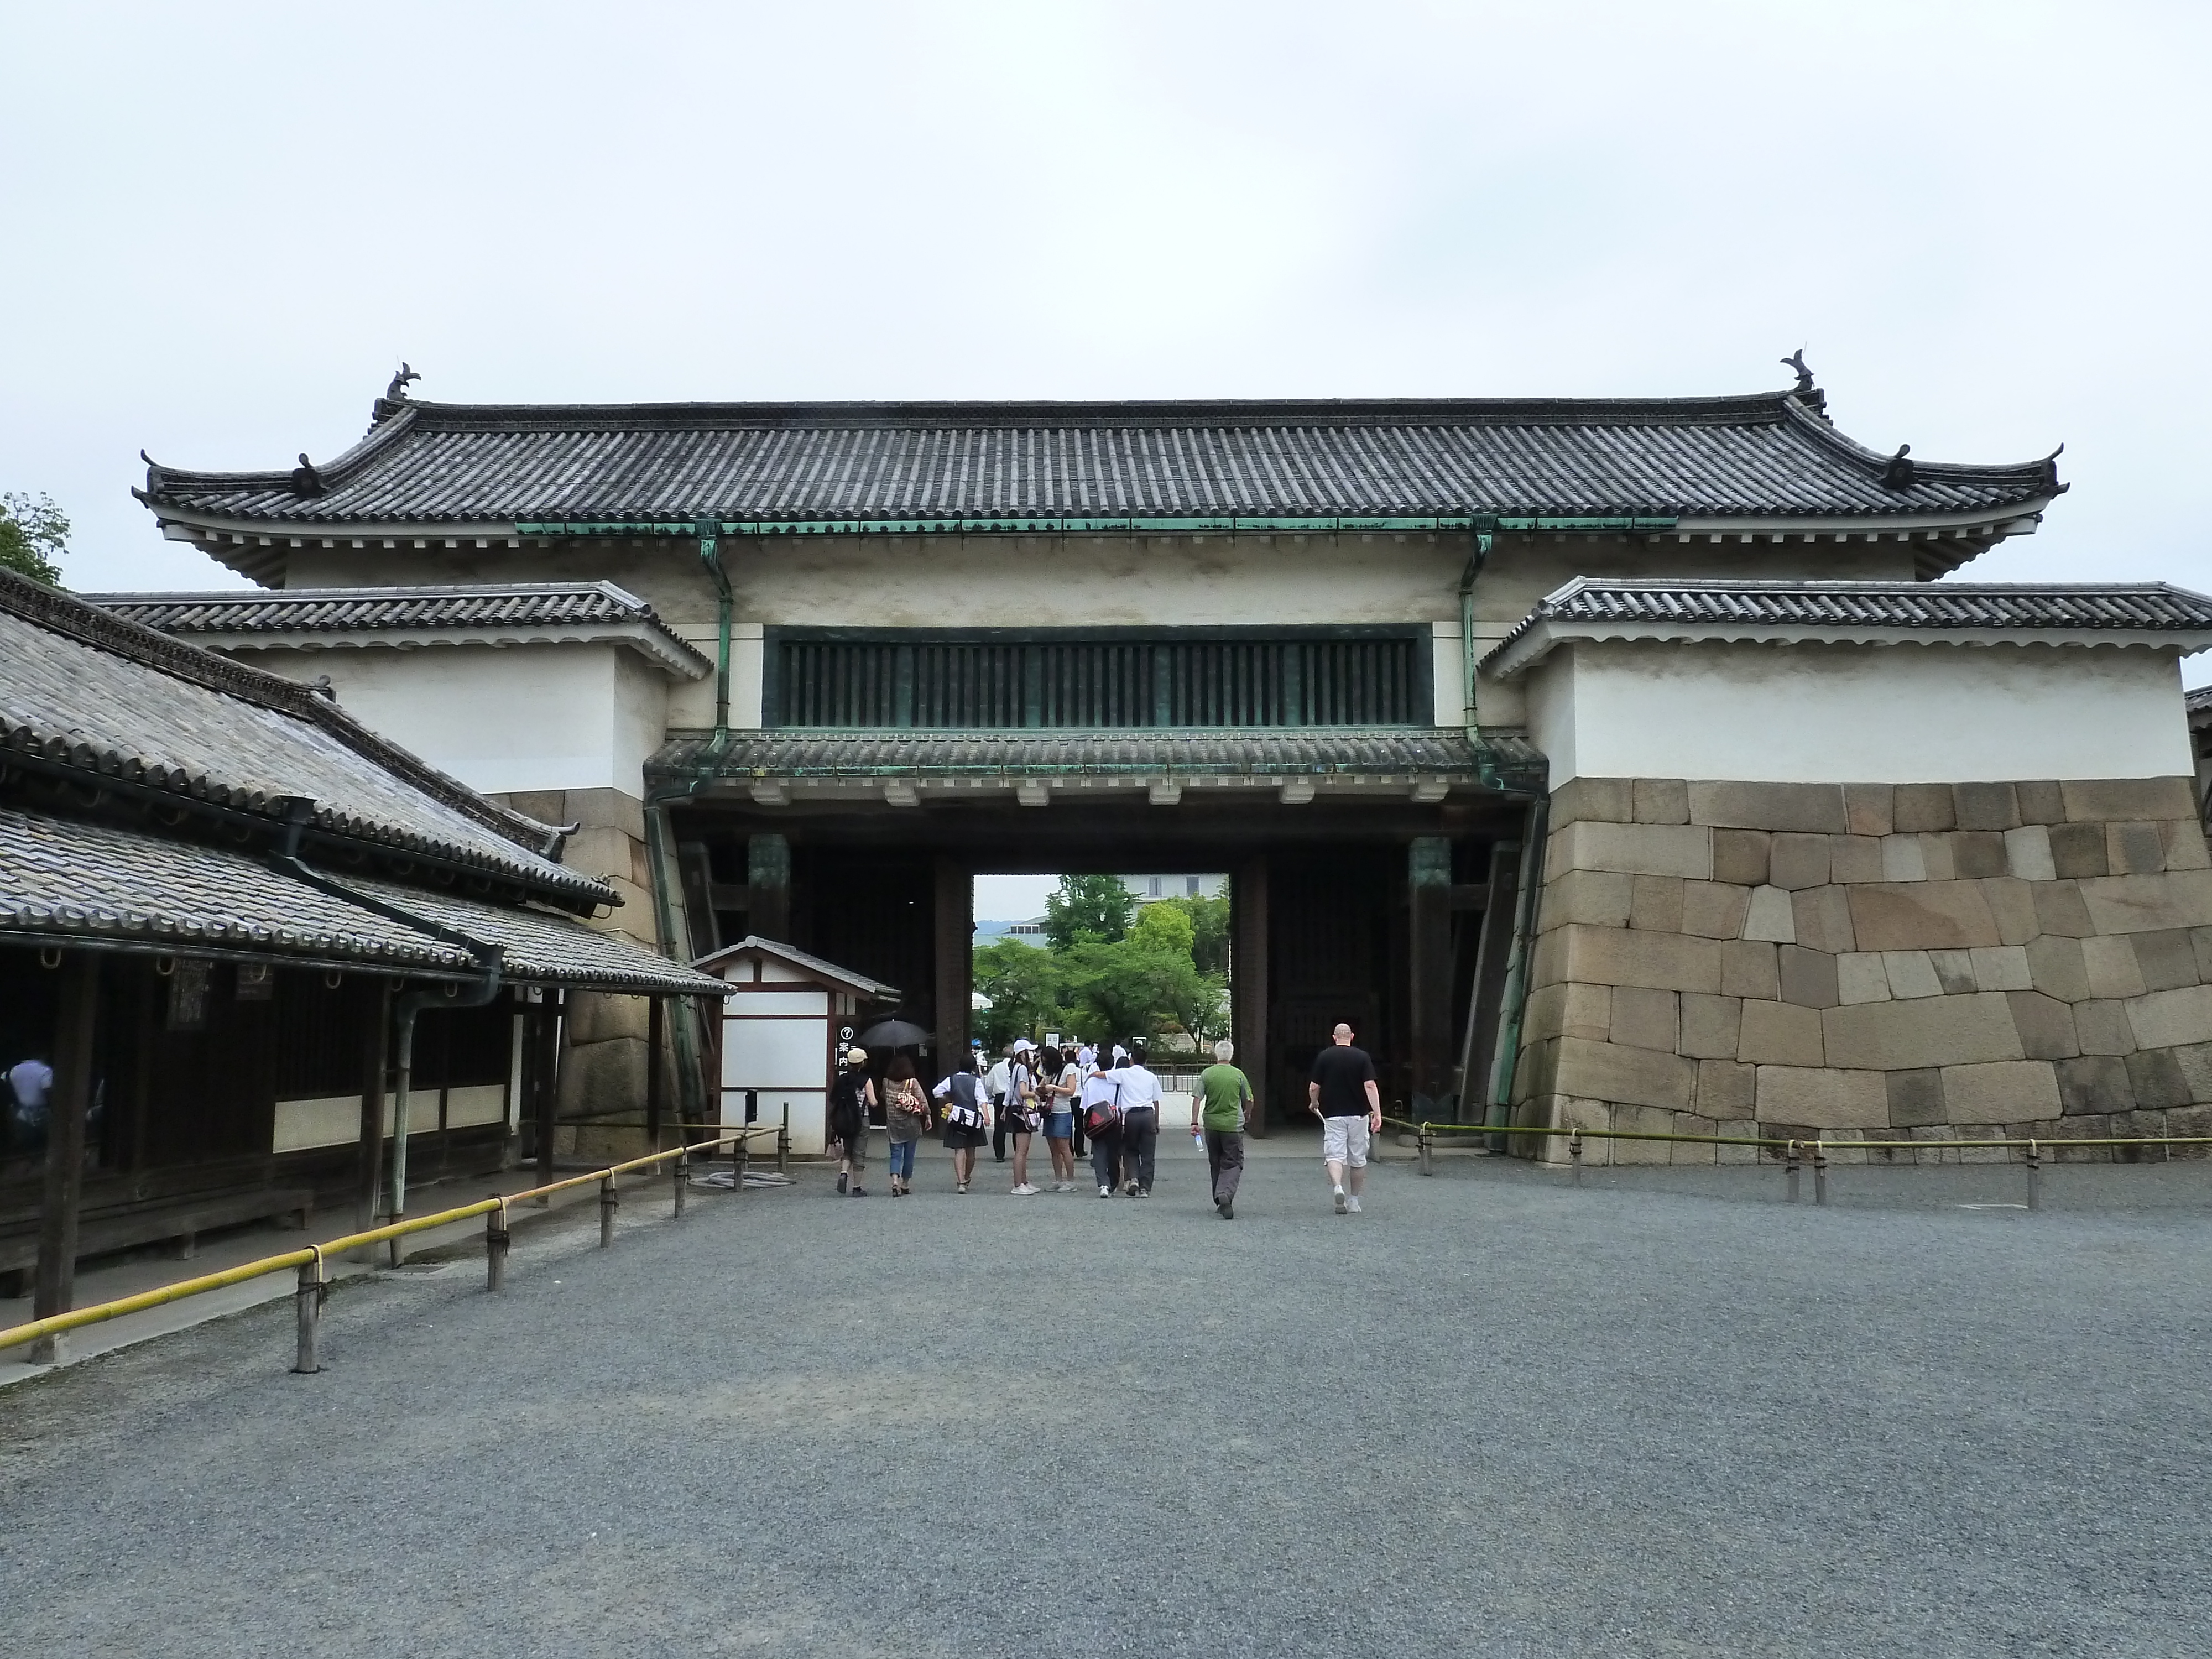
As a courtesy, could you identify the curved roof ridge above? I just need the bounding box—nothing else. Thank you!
[1775,395,2062,492]
[141,402,420,498]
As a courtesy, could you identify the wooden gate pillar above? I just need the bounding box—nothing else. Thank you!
[1232,855,1269,1135]
[932,856,972,1078]
[747,833,791,945]
[30,950,101,1363]
[1408,837,1453,1119]
[354,979,391,1235]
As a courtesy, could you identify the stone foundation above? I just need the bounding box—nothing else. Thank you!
[1511,775,2212,1163]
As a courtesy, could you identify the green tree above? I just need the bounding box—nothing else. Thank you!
[1058,935,1225,1051]
[1156,894,1230,974]
[1044,874,1135,950]
[972,935,1063,1050]
[1128,901,1194,957]
[0,492,68,586]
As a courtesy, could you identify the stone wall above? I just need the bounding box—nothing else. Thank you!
[1511,775,2212,1163]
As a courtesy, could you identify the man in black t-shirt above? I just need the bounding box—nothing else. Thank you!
[1307,1023,1381,1215]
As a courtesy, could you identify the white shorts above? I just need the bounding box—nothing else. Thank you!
[1321,1116,1370,1168]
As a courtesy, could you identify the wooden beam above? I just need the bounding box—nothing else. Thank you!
[354,980,390,1236]
[932,856,971,1079]
[645,995,665,1149]
[1408,837,1453,1118]
[30,951,100,1363]
[1232,855,1269,1135]
[535,991,565,1190]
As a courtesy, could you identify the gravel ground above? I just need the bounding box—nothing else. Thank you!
[3,1138,2210,1657]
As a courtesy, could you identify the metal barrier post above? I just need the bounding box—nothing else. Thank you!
[1813,1140,1829,1207]
[779,1105,790,1175]
[672,1146,687,1217]
[735,1133,749,1193]
[291,1258,323,1375]
[486,1206,509,1292]
[1786,1140,1801,1203]
[1418,1130,1434,1177]
[2026,1138,2042,1212]
[1568,1128,1583,1187]
[599,1174,617,1247]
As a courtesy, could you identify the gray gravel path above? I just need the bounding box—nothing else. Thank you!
[4,1139,2210,1657]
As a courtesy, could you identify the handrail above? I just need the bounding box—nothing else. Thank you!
[1,1127,775,1359]
[1389,1117,2212,1154]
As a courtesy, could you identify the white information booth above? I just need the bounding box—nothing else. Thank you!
[693,937,900,1155]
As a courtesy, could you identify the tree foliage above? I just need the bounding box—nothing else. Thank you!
[977,883,1229,1052]
[1156,894,1230,974]
[1043,873,1135,950]
[0,492,67,586]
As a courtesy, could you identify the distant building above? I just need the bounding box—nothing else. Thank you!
[1123,874,1227,905]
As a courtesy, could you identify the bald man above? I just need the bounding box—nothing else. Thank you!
[1306,1022,1381,1214]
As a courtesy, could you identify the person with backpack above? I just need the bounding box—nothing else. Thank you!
[1194,1038,1253,1219]
[829,1047,877,1197]
[882,1055,928,1197]
[1079,1049,1125,1198]
[932,1051,991,1194]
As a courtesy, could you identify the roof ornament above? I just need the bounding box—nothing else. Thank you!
[1781,350,1814,395]
[309,674,338,701]
[2041,443,2067,495]
[290,452,326,497]
[1881,444,1915,491]
[384,361,420,403]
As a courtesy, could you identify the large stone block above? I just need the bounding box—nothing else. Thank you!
[1669,1113,1720,1165]
[2032,880,2096,938]
[1632,778,1691,824]
[1550,820,1714,880]
[2126,984,2212,1051]
[2014,780,2065,824]
[1720,940,1779,999]
[2002,826,2057,882]
[1954,782,2022,832]
[556,1033,647,1117]
[2057,1055,2133,1115]
[2163,820,2212,870]
[1844,784,1895,838]
[1629,875,1686,933]
[1738,999,1824,1066]
[2169,1041,2212,1105]
[1792,887,1856,954]
[1941,1060,2059,1124]
[1882,951,1944,1000]
[1770,833,1832,891]
[1696,1058,1757,1118]
[1822,992,2025,1071]
[1846,883,2001,951]
[567,825,644,886]
[1879,836,1928,883]
[1541,868,1636,931]
[1688,781,1849,833]
[1682,881,1752,939]
[1756,1066,1887,1128]
[1829,835,1885,884]
[2132,928,2201,992]
[1610,1103,1678,1165]
[1551,1036,1698,1112]
[2047,821,2109,879]
[2106,822,2168,876]
[2024,936,2090,1004]
[2078,870,2212,935]
[1680,993,1744,1060]
[1540,925,1723,993]
[1928,950,1978,996]
[2006,990,2080,1060]
[1743,885,1796,943]
[498,788,568,825]
[1917,834,1957,882]
[1892,784,1957,833]
[1609,985,1679,1051]
[566,990,651,1046]
[1978,878,2039,947]
[1523,982,1611,1043]
[1712,829,1772,887]
[1837,953,1892,1005]
[1950,832,2009,879]
[1551,776,1635,825]
[1777,946,1840,1010]
[2073,999,2137,1056]
[2060,777,2197,823]
[1887,1068,1946,1127]
[2124,1050,2192,1111]
[1971,947,2033,992]
[2081,936,2150,1000]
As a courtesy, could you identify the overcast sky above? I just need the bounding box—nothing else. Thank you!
[7,1,2209,648]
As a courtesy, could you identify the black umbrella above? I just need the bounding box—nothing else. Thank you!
[857,1018,931,1048]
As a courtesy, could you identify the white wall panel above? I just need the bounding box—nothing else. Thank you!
[723,1018,828,1089]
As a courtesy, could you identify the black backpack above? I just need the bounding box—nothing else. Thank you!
[829,1070,867,1138]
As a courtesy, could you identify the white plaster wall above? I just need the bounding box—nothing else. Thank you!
[229,641,665,796]
[1524,638,2195,785]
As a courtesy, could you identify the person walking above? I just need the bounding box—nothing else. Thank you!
[1004,1041,1041,1194]
[1037,1044,1080,1192]
[1068,1039,1091,1158]
[883,1055,928,1196]
[829,1047,877,1197]
[1307,1022,1381,1214]
[1194,1039,1253,1219]
[1115,1042,1163,1198]
[1079,1050,1124,1198]
[987,1045,1015,1163]
[934,1052,990,1193]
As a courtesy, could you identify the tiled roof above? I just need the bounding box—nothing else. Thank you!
[0,570,610,910]
[1483,579,2212,675]
[691,935,902,999]
[138,387,2061,529]
[0,805,727,995]
[652,728,1545,792]
[90,581,709,676]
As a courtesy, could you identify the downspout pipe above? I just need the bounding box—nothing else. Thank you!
[697,517,732,737]
[269,797,505,1243]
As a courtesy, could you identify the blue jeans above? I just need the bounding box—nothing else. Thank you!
[888,1139,917,1181]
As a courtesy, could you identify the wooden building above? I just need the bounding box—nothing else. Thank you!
[0,571,726,1346]
[107,367,2212,1157]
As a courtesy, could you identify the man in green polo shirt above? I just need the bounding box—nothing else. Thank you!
[1192,1039,1253,1220]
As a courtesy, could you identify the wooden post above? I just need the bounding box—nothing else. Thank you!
[645,995,665,1150]
[354,980,390,1239]
[534,990,564,1195]
[1407,837,1453,1121]
[29,951,100,1364]
[747,833,791,944]
[1232,855,1269,1135]
[932,855,971,1082]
